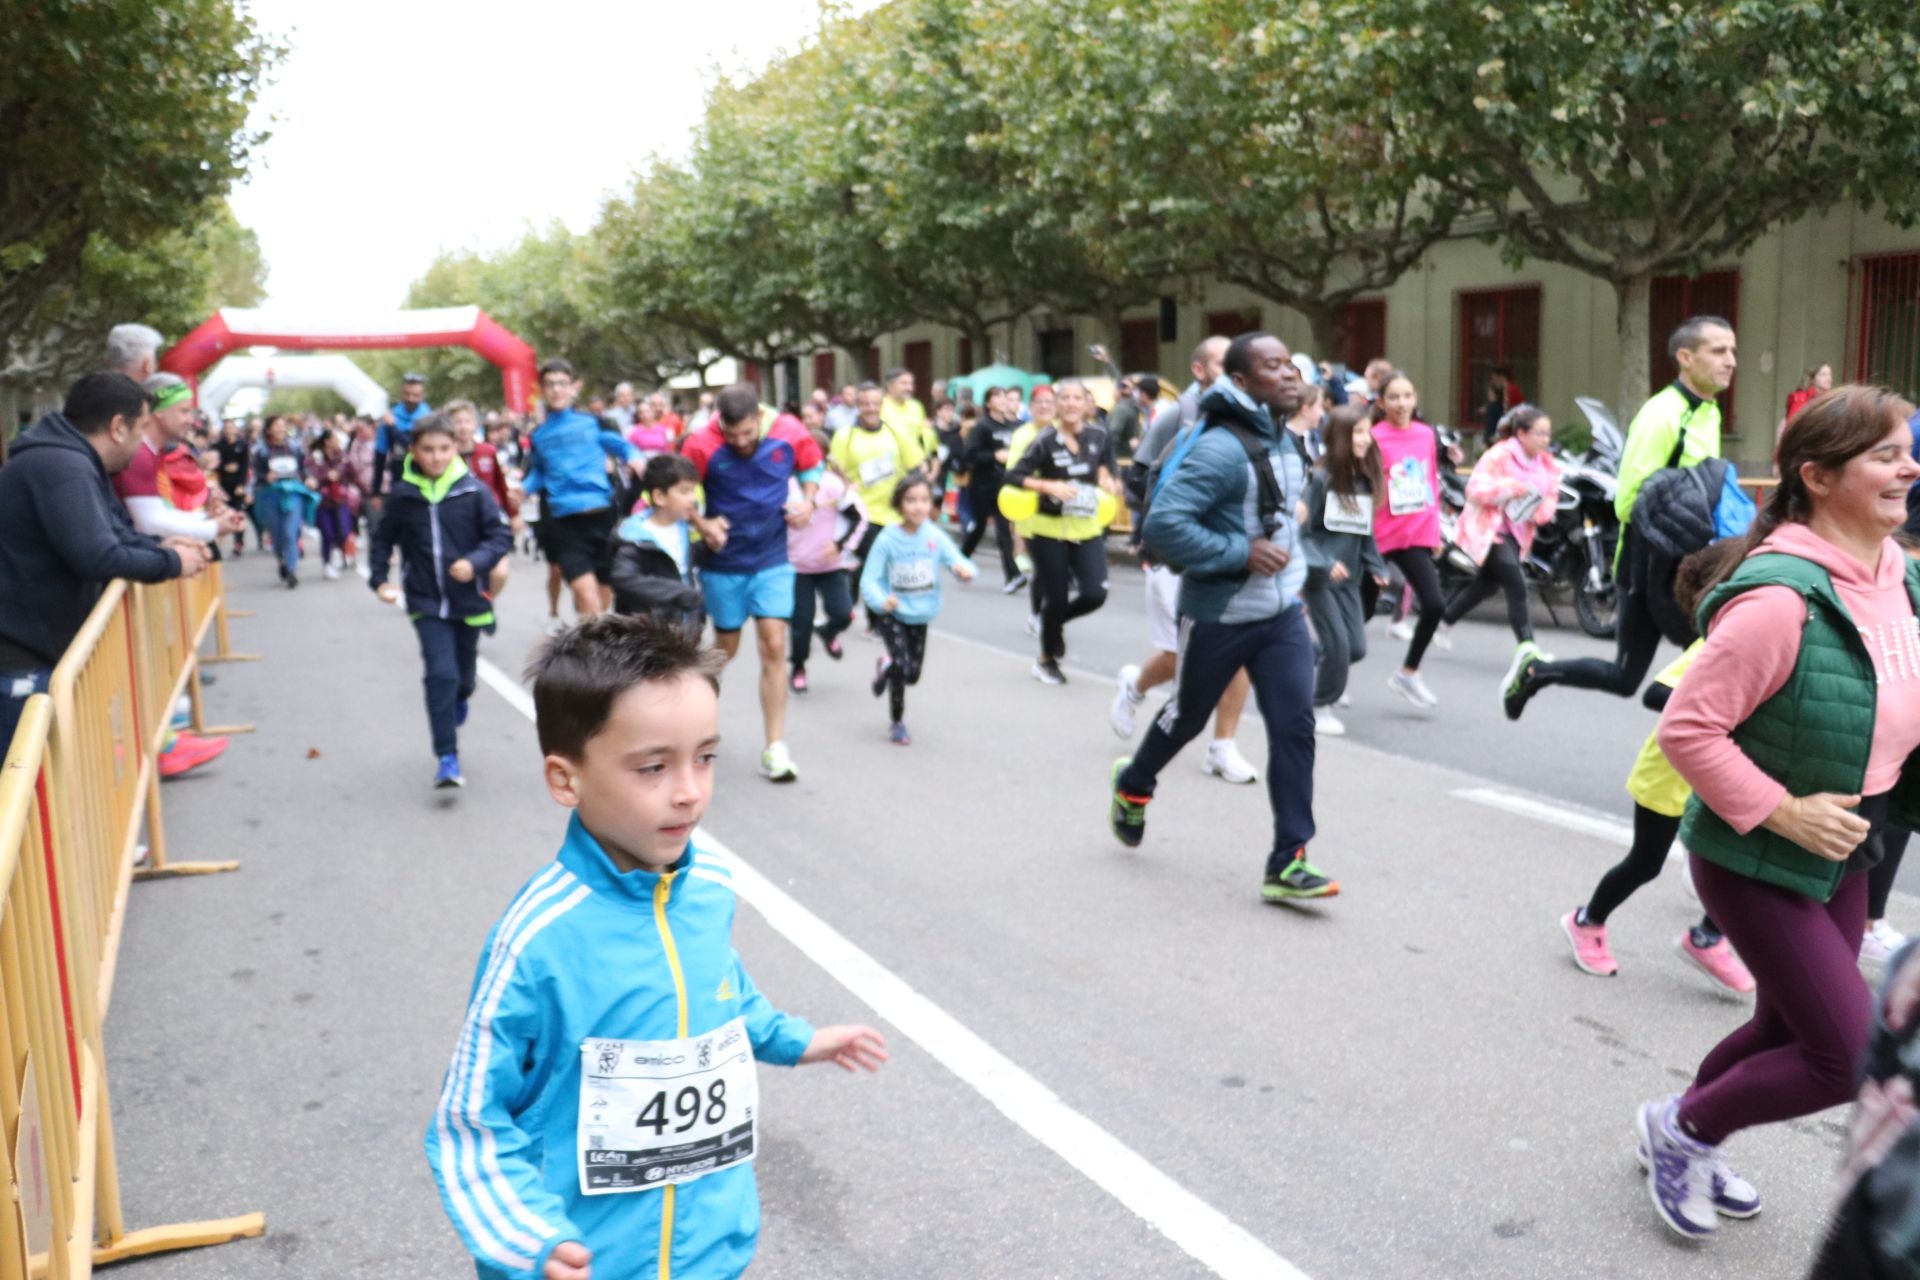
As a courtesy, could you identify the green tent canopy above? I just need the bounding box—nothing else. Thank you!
[945,363,1052,402]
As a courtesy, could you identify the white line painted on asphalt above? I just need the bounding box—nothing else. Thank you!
[932,624,1119,686]
[1452,788,1635,847]
[470,640,1309,1280]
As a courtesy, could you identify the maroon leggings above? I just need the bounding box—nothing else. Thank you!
[1676,853,1871,1146]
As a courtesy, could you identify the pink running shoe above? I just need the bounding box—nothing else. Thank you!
[1677,933,1755,995]
[1561,909,1618,976]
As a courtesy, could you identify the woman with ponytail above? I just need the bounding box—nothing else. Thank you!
[1634,386,1920,1242]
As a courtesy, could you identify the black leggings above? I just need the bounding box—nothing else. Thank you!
[875,615,927,722]
[1442,536,1532,643]
[1583,803,1718,938]
[962,484,1018,579]
[1870,828,1911,921]
[1387,547,1446,670]
[1029,534,1108,660]
[1532,541,1662,697]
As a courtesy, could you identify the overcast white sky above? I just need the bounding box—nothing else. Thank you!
[228,0,864,314]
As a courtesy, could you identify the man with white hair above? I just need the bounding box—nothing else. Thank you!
[106,323,164,381]
[607,382,638,430]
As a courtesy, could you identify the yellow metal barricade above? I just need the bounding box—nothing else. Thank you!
[201,563,259,664]
[169,568,253,738]
[1,699,262,1280]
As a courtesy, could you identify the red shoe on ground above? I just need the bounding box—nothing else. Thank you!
[158,732,228,778]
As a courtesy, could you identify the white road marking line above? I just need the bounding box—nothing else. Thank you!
[932,624,1118,686]
[1452,788,1634,847]
[471,645,1308,1280]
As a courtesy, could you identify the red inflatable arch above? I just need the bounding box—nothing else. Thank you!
[161,306,539,411]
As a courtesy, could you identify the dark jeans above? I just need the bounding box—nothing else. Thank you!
[1387,547,1446,670]
[962,483,1018,579]
[790,569,853,669]
[1442,535,1532,643]
[1028,534,1108,660]
[1678,855,1872,1146]
[1119,605,1315,874]
[1301,571,1367,707]
[875,614,928,722]
[1582,803,1717,936]
[849,524,884,627]
[0,666,53,755]
[413,616,480,758]
[272,501,303,578]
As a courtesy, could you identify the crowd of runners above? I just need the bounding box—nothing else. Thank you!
[15,314,1920,1274]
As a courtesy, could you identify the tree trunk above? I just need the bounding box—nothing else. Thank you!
[1614,272,1653,423]
[967,325,995,368]
[1301,304,1346,373]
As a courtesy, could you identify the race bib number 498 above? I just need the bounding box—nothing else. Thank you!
[577,1017,758,1194]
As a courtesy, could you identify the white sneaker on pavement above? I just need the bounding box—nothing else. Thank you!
[1111,664,1144,738]
[1432,624,1454,651]
[1388,618,1415,641]
[759,740,799,783]
[1314,706,1347,737]
[1388,670,1438,709]
[1202,739,1258,784]
[1863,919,1909,964]
[1336,692,1353,709]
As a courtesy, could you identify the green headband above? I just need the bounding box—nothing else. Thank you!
[151,383,193,411]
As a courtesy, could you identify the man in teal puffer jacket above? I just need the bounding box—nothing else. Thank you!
[1108,332,1338,905]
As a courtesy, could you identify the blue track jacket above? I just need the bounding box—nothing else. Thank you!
[374,399,433,494]
[522,409,638,518]
[858,522,972,624]
[425,816,814,1280]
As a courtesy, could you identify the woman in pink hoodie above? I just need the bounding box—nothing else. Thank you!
[1371,370,1447,709]
[1636,386,1920,1242]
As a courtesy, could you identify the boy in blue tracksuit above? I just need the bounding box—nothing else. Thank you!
[522,357,641,618]
[857,471,974,745]
[425,615,887,1280]
[369,412,514,790]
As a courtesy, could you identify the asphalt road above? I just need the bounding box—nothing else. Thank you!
[103,537,1894,1279]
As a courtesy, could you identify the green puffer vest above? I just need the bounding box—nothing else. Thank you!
[1679,551,1920,902]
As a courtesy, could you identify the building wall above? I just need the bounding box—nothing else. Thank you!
[813,204,1920,467]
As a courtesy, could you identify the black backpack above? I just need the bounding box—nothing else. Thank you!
[1145,417,1292,574]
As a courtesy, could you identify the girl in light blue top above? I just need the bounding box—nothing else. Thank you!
[858,471,975,745]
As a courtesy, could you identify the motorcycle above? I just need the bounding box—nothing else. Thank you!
[1524,397,1623,638]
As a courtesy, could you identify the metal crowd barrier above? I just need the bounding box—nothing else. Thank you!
[1,697,261,1278]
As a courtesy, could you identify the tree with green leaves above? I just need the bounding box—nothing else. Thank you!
[1321,0,1920,415]
[0,0,278,355]
[971,0,1457,364]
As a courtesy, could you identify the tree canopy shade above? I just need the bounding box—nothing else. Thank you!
[970,0,1458,360]
[0,0,278,358]
[1317,0,1920,413]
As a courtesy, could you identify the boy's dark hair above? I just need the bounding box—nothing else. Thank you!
[527,614,725,759]
[409,411,456,442]
[889,469,932,514]
[65,372,153,434]
[641,451,697,497]
[957,402,980,422]
[1673,536,1746,621]
[539,357,576,380]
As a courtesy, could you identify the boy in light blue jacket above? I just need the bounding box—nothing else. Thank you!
[858,471,975,745]
[425,615,887,1280]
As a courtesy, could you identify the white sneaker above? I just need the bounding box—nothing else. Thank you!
[1432,624,1454,651]
[1336,692,1353,709]
[1864,919,1909,964]
[323,563,341,580]
[1387,618,1415,641]
[1026,613,1041,638]
[1202,739,1258,784]
[1314,706,1347,736]
[759,740,799,783]
[1110,664,1144,738]
[1388,670,1438,709]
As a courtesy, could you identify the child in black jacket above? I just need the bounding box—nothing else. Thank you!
[609,453,704,635]
[369,412,513,789]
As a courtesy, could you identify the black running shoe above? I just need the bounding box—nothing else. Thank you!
[1109,759,1147,848]
[1503,658,1540,722]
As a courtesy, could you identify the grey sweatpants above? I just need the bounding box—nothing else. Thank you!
[1302,569,1367,708]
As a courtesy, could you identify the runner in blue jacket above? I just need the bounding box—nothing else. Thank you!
[425,615,886,1280]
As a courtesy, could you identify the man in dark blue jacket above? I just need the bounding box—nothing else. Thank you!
[0,373,205,746]
[369,412,514,790]
[1109,332,1336,904]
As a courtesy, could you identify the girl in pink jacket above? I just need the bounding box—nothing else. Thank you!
[1443,405,1559,694]
[1373,371,1447,709]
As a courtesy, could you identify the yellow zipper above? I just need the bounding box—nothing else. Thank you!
[652,872,687,1280]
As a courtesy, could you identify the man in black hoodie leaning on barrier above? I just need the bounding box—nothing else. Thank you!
[0,372,207,746]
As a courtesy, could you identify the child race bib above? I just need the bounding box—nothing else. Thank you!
[267,456,297,480]
[1061,484,1100,518]
[858,455,896,488]
[576,1017,758,1195]
[1386,459,1430,516]
[889,558,936,592]
[1323,492,1372,536]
